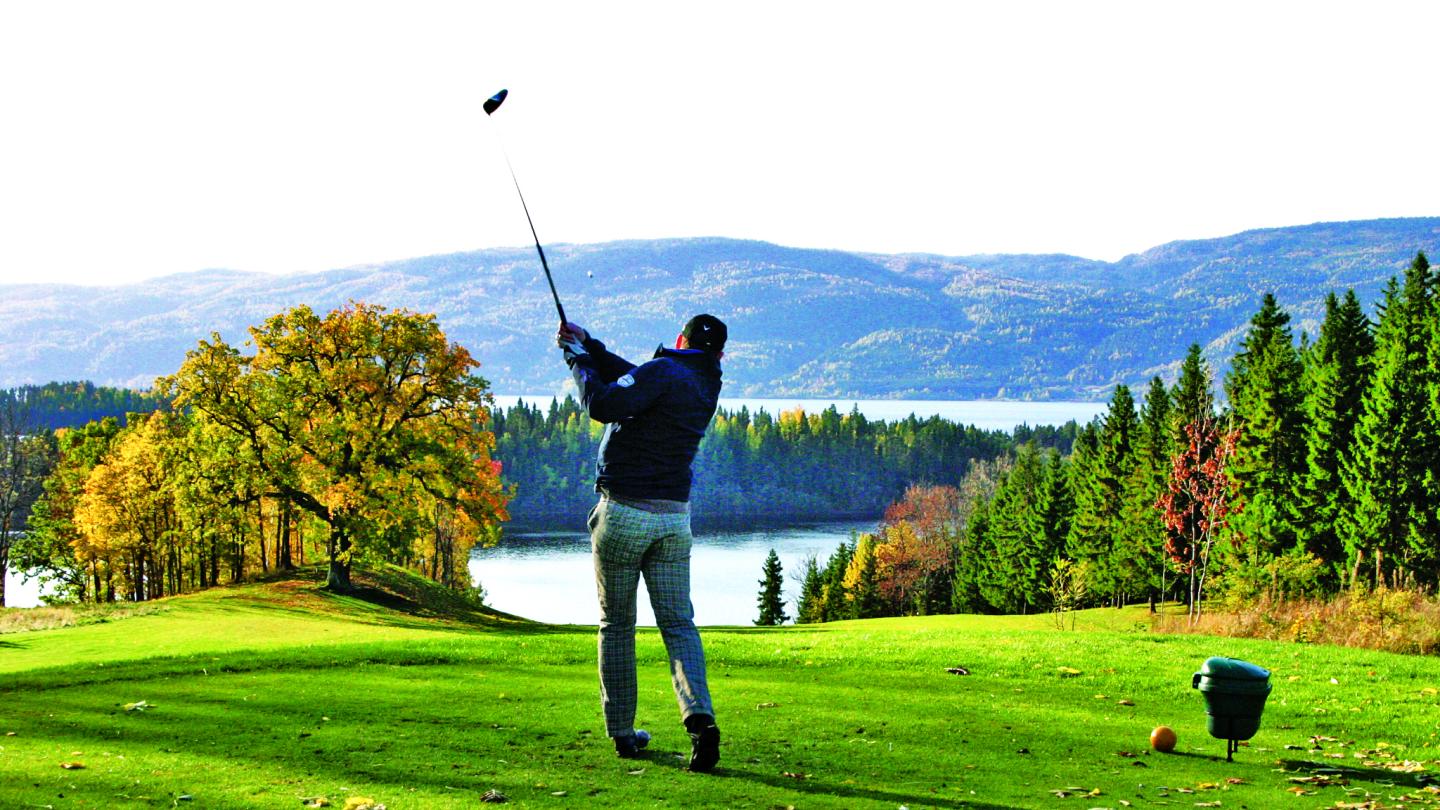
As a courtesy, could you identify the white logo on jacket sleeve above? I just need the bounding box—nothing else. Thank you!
[616,374,635,388]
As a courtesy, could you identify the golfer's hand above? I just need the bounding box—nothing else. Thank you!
[556,323,589,365]
[559,322,589,343]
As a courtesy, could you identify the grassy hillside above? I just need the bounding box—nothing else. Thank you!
[3,569,1439,809]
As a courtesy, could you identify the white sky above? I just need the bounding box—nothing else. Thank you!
[1,1,1436,286]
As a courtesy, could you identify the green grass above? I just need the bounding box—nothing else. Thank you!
[3,569,1440,809]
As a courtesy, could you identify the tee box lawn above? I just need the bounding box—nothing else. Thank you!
[2,566,1439,809]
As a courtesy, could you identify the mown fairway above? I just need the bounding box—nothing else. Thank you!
[3,568,1439,809]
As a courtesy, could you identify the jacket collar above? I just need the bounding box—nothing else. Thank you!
[654,345,722,376]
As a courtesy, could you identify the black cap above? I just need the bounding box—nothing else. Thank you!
[682,314,727,353]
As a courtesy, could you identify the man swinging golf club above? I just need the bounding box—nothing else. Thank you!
[557,314,727,772]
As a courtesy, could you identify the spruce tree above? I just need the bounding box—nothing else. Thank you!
[951,498,992,613]
[981,443,1049,613]
[1036,450,1074,577]
[1340,253,1440,588]
[755,548,788,626]
[1224,293,1308,560]
[819,539,854,621]
[1066,385,1138,604]
[1171,344,1216,448]
[1295,290,1374,587]
[795,555,824,623]
[1115,377,1174,608]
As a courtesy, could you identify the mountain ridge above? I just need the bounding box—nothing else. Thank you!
[2,217,1436,398]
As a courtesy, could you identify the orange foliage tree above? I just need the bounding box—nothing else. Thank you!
[167,303,510,591]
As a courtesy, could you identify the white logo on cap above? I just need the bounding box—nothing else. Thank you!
[617,374,635,388]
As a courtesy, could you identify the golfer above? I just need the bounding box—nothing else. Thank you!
[557,314,727,772]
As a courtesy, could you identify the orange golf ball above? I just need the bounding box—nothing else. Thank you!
[1150,725,1177,753]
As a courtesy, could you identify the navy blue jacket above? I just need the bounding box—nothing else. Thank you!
[568,336,723,502]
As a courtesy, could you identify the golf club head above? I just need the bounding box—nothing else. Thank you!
[484,88,508,116]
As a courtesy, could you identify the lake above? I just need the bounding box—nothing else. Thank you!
[471,520,873,626]
[3,398,1103,611]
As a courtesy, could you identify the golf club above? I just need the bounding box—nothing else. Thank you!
[483,88,567,325]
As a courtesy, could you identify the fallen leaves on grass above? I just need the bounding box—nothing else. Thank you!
[756,702,779,709]
[627,769,645,776]
[480,789,508,803]
[1288,773,1350,787]
[341,798,384,810]
[59,761,85,770]
[781,771,810,780]
[300,797,329,808]
[123,700,154,712]
[1048,786,1100,798]
[946,666,971,675]
[1057,667,1082,677]
[1117,699,1135,706]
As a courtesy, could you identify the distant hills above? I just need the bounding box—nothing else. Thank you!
[1,217,1436,399]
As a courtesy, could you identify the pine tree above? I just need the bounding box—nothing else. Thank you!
[1224,293,1308,560]
[1295,290,1374,587]
[1066,385,1138,604]
[1115,377,1174,608]
[1171,344,1216,448]
[951,498,992,613]
[795,555,825,623]
[755,548,788,626]
[1036,451,1074,582]
[980,444,1049,613]
[819,539,854,621]
[1340,253,1440,588]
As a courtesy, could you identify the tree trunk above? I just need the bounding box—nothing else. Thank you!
[325,525,351,591]
[278,500,293,570]
[257,498,269,574]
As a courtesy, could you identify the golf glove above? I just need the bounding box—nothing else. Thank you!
[558,335,588,365]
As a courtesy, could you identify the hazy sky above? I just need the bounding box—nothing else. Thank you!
[2,1,1436,286]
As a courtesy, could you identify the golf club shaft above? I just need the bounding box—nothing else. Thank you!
[485,104,568,326]
[505,170,567,325]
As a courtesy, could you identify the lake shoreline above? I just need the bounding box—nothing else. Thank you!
[502,511,882,537]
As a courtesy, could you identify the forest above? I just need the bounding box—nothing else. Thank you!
[493,397,1075,525]
[796,253,1440,624]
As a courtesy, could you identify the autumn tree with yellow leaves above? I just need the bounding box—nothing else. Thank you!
[166,303,510,591]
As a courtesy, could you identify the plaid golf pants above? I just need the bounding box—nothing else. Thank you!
[590,496,714,738]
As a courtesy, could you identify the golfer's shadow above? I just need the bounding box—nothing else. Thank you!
[637,747,1012,809]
